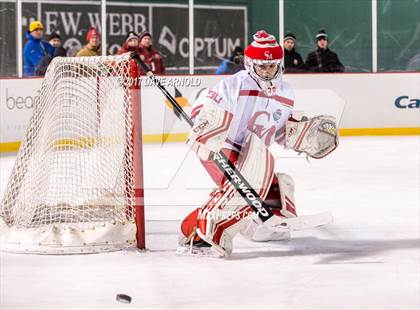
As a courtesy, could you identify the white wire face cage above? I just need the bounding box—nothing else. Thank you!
[244,56,284,92]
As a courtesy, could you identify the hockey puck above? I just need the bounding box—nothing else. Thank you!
[116,294,132,304]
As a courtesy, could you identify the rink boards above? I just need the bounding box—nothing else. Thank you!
[0,72,419,152]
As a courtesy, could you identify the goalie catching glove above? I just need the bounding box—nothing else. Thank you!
[285,115,339,159]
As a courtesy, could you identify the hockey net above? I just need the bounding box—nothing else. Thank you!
[0,54,145,254]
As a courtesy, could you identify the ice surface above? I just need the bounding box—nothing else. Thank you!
[1,136,419,310]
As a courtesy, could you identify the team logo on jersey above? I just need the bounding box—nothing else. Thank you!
[264,51,273,60]
[273,109,282,121]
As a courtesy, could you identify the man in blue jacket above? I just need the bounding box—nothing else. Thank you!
[23,21,54,76]
[215,46,245,75]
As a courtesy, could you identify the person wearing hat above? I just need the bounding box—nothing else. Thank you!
[76,27,101,57]
[117,31,140,55]
[35,46,67,76]
[215,46,245,75]
[283,33,305,73]
[304,29,344,72]
[137,31,165,74]
[23,20,54,76]
[48,32,63,49]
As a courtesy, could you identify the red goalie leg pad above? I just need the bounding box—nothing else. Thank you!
[200,148,240,187]
[264,175,280,206]
[181,208,207,242]
[260,175,297,217]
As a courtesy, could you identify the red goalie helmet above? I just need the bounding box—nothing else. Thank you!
[244,30,283,62]
[244,30,284,93]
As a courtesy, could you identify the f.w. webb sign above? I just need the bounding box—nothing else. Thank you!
[4,2,246,74]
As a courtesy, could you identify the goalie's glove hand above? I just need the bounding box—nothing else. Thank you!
[285,115,339,159]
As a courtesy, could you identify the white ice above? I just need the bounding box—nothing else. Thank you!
[1,136,419,310]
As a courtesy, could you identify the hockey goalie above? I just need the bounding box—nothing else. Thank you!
[179,30,339,257]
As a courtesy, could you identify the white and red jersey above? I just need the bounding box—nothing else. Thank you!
[191,70,294,152]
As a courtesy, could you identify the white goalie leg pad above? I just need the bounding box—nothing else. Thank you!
[285,115,339,159]
[187,102,233,161]
[277,173,297,218]
[200,132,275,255]
[240,173,296,242]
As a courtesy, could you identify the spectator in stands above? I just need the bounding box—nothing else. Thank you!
[138,31,165,74]
[283,33,305,73]
[48,32,63,49]
[76,27,101,57]
[215,46,245,74]
[23,20,54,77]
[117,31,140,54]
[35,46,67,76]
[305,29,345,73]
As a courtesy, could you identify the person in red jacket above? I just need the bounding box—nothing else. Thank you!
[138,31,165,75]
[117,31,140,55]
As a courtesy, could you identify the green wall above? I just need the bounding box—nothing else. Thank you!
[378,0,420,71]
[113,0,279,44]
[2,0,418,76]
[284,0,372,72]
[87,0,420,72]
[196,0,279,44]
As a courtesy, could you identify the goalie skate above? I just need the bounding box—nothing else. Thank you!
[176,234,223,257]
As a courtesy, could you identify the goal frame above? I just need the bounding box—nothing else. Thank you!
[0,55,146,253]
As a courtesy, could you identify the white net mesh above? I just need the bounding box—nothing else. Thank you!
[0,54,141,253]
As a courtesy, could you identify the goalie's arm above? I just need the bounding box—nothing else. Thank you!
[187,88,234,160]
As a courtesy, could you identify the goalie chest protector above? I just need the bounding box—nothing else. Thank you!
[192,70,295,151]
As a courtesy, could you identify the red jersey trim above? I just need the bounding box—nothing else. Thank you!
[191,104,203,119]
[238,89,294,107]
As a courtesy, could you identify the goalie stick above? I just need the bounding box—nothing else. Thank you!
[130,52,276,224]
[281,211,333,231]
